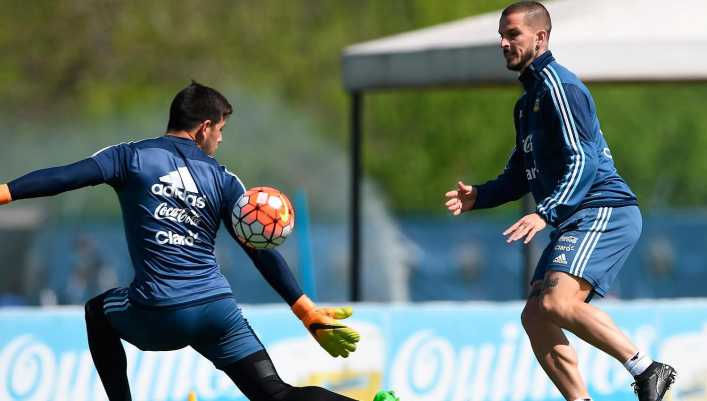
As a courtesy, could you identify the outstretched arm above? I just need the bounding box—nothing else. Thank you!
[473,146,529,209]
[221,206,360,358]
[1,158,104,204]
[226,220,304,305]
[444,146,528,215]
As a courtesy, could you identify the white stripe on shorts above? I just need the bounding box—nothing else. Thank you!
[104,304,131,314]
[104,299,129,310]
[577,207,613,277]
[570,207,608,276]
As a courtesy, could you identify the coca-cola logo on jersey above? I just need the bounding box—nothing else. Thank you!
[153,203,201,226]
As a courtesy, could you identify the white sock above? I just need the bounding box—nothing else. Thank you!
[624,351,653,376]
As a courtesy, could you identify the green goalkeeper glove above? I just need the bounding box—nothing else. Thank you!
[373,390,400,401]
[292,295,360,358]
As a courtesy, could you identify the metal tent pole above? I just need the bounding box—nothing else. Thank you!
[350,92,363,302]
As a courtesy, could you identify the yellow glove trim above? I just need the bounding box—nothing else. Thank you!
[0,184,12,205]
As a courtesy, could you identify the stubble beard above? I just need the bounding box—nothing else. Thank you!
[506,47,537,72]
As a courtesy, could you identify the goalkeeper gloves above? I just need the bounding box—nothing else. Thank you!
[292,294,360,358]
[0,184,11,205]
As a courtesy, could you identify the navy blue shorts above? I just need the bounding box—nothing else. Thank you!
[533,206,642,297]
[102,288,264,368]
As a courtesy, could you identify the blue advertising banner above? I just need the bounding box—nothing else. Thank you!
[1,300,703,401]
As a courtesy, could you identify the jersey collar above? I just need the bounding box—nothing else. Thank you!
[164,134,198,146]
[519,50,555,90]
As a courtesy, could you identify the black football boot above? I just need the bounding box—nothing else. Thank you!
[631,361,677,401]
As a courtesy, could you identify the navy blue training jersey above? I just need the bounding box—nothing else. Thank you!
[92,136,245,307]
[474,51,638,226]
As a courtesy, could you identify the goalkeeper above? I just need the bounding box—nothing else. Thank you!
[0,82,397,401]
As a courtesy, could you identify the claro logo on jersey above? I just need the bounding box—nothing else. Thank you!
[151,167,206,209]
[156,230,199,246]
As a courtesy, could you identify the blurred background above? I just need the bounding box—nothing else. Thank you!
[3,2,707,401]
[1,0,707,307]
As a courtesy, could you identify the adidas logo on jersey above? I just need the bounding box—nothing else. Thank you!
[553,253,568,265]
[151,167,206,208]
[159,167,198,192]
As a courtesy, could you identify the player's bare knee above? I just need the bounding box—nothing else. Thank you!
[538,294,570,324]
[521,302,540,331]
[520,306,531,329]
[521,282,544,329]
[538,294,558,317]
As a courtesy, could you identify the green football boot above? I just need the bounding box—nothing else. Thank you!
[373,390,400,401]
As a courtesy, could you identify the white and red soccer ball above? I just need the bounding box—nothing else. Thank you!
[232,186,295,249]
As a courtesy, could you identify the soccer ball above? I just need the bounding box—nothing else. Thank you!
[232,186,295,249]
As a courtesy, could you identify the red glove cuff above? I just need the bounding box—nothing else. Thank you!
[0,184,12,205]
[292,294,316,323]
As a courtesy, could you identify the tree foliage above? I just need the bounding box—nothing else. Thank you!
[1,0,706,213]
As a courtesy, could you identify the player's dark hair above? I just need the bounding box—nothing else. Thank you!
[167,81,233,132]
[502,1,552,34]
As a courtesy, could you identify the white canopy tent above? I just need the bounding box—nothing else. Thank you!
[343,0,707,90]
[341,0,707,300]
